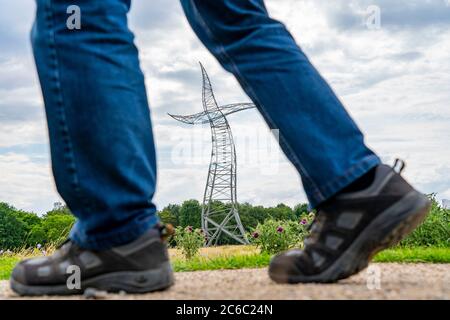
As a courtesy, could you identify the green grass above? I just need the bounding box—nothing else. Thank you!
[173,253,272,272]
[0,257,19,281]
[373,247,450,263]
[1,247,448,280]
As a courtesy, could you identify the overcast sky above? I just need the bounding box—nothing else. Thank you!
[1,0,449,215]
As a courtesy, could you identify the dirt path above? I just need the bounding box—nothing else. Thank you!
[1,263,449,300]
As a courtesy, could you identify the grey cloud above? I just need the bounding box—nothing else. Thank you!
[0,2,35,57]
[129,0,184,32]
[387,51,423,62]
[0,63,36,91]
[0,102,43,123]
[0,144,48,159]
[419,166,450,196]
[355,70,402,91]
[154,66,206,96]
[317,0,450,32]
[158,68,200,85]
[376,0,450,29]
[151,93,198,119]
[147,64,240,115]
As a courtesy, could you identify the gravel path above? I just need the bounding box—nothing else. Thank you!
[1,263,449,300]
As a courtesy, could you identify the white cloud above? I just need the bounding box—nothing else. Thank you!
[0,153,61,214]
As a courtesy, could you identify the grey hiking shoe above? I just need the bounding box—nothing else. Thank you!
[10,224,175,296]
[269,160,431,284]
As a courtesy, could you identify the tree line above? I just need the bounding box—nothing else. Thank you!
[0,200,309,250]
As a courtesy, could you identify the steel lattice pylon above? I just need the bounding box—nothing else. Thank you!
[169,63,255,245]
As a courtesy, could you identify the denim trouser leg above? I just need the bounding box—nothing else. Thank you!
[180,0,381,207]
[32,0,158,250]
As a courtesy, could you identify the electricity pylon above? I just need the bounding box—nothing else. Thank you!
[169,63,255,245]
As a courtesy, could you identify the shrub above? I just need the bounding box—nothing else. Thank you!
[178,200,202,229]
[250,215,313,255]
[174,226,205,259]
[40,214,75,244]
[0,202,76,250]
[159,204,180,227]
[399,195,450,247]
[0,205,27,250]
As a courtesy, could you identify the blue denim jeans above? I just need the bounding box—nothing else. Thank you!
[32,0,380,250]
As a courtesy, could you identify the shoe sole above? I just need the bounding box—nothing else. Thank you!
[269,190,431,284]
[10,261,174,296]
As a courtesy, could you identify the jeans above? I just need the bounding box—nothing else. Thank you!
[32,0,380,250]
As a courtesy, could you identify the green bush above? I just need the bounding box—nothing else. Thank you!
[24,209,75,247]
[399,196,450,247]
[159,204,180,227]
[0,202,76,250]
[40,214,75,244]
[174,226,205,259]
[250,215,313,254]
[178,200,202,229]
[0,204,28,250]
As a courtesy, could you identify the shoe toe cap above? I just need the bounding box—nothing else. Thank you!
[11,263,27,284]
[11,257,50,285]
[269,249,304,283]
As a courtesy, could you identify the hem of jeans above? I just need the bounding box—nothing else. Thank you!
[70,215,159,251]
[309,155,381,208]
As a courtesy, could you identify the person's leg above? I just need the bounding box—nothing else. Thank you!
[32,0,158,250]
[180,0,431,283]
[180,0,380,208]
[10,0,174,295]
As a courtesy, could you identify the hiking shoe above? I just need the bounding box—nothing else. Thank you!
[10,224,175,296]
[269,160,431,284]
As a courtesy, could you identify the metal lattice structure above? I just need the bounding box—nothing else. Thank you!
[169,63,255,245]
